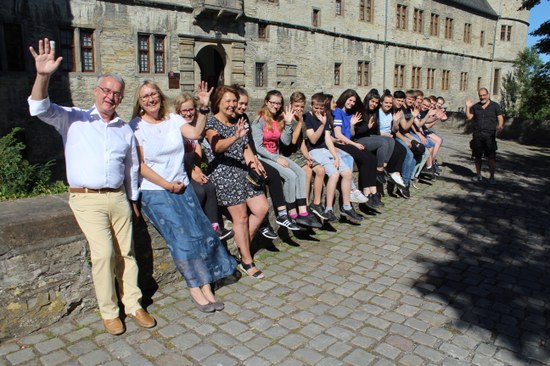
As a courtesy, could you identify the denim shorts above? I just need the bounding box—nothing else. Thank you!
[309,148,352,176]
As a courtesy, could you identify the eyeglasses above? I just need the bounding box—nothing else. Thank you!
[140,92,160,101]
[268,100,282,106]
[479,93,488,97]
[97,86,123,100]
[179,108,195,114]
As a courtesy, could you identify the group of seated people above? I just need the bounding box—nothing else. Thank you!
[130,81,448,309]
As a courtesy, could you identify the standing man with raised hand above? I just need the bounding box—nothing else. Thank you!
[27,38,155,335]
[466,88,504,184]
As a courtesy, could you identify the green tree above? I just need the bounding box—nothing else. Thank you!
[502,47,550,120]
[0,128,66,200]
[519,0,550,56]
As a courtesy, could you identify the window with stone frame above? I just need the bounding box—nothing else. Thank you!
[258,23,268,39]
[430,13,439,36]
[460,72,468,91]
[464,23,472,43]
[396,4,407,30]
[444,17,454,39]
[80,29,95,72]
[357,61,370,86]
[334,63,342,86]
[480,30,485,47]
[335,0,342,16]
[256,62,267,87]
[413,9,423,34]
[359,0,373,22]
[312,8,321,27]
[138,34,166,73]
[441,69,450,90]
[394,64,405,88]
[500,25,512,41]
[493,68,501,95]
[426,68,436,90]
[60,29,75,72]
[411,66,422,89]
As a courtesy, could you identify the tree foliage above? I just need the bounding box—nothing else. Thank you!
[519,0,550,55]
[502,47,550,120]
[0,128,67,200]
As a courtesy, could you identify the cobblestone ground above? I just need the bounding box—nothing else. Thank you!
[1,129,549,366]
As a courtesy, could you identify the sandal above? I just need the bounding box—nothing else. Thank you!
[239,262,265,279]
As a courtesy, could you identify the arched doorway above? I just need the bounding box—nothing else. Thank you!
[195,45,225,89]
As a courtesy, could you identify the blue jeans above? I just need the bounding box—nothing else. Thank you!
[141,186,236,288]
[396,139,415,185]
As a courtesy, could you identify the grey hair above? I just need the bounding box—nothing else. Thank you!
[96,73,125,94]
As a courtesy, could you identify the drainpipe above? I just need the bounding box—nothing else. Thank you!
[383,0,388,90]
[490,0,502,94]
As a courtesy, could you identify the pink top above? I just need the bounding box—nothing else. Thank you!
[263,120,281,154]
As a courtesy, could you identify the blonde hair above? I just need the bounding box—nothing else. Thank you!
[131,80,169,120]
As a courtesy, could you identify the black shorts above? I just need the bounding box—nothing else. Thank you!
[472,133,497,160]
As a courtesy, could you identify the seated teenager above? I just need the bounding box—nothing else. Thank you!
[304,93,362,223]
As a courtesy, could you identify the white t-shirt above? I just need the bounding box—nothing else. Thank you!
[130,113,190,190]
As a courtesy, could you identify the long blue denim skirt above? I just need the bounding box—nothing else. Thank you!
[141,186,237,288]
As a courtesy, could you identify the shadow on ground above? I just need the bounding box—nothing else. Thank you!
[413,148,550,363]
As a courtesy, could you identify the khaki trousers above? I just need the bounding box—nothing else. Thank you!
[69,190,142,319]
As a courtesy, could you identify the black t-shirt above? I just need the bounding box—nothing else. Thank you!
[471,101,503,135]
[304,112,331,150]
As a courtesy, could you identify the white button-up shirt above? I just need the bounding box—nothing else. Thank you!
[28,97,139,201]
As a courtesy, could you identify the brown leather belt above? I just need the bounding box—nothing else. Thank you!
[69,187,121,194]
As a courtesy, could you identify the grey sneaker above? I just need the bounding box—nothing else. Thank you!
[489,177,496,185]
[324,209,338,222]
[310,203,328,220]
[340,206,363,222]
[471,174,482,182]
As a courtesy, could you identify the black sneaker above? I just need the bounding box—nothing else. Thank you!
[397,185,411,199]
[387,181,396,196]
[376,170,387,184]
[217,227,234,241]
[365,194,382,209]
[276,214,301,231]
[420,167,435,180]
[340,206,363,222]
[295,214,323,228]
[261,224,278,239]
[433,162,442,174]
[324,209,338,222]
[370,193,384,208]
[310,203,328,220]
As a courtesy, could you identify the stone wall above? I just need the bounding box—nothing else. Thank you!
[0,194,179,341]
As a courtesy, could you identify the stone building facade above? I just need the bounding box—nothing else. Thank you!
[0,0,529,167]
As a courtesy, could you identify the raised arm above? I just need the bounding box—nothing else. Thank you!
[29,38,63,100]
[465,97,474,121]
[180,81,213,140]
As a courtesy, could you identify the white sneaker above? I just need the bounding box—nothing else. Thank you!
[389,172,406,188]
[349,189,368,203]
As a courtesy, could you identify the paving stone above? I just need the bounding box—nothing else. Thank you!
[414,344,445,363]
[6,348,36,365]
[39,350,72,366]
[67,340,97,356]
[342,348,376,365]
[63,327,93,342]
[0,343,20,356]
[398,353,426,366]
[78,350,111,366]
[35,338,66,354]
[374,342,401,360]
[293,349,324,365]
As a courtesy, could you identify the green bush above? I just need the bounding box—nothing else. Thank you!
[0,127,67,200]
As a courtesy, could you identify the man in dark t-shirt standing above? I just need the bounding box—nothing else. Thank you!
[466,88,504,184]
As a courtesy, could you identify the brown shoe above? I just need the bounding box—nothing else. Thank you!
[127,308,156,328]
[103,317,124,335]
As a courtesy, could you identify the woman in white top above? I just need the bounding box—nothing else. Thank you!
[130,81,236,313]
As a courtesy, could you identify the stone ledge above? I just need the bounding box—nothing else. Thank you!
[0,194,178,341]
